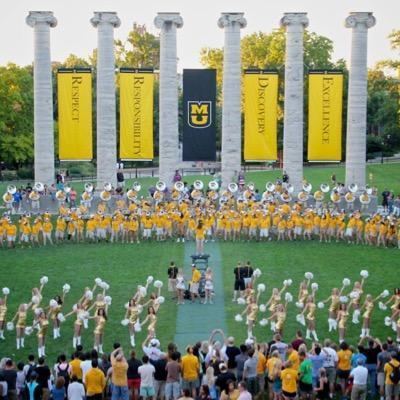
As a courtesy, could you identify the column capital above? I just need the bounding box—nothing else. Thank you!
[218,12,247,29]
[345,12,376,29]
[154,13,183,29]
[90,12,121,28]
[280,12,309,29]
[26,11,57,28]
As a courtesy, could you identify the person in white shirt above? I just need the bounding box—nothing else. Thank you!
[138,355,156,400]
[67,376,85,400]
[350,359,369,400]
[142,338,165,362]
[80,354,93,384]
[237,381,252,400]
[322,339,339,398]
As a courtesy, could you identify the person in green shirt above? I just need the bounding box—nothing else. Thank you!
[299,351,313,400]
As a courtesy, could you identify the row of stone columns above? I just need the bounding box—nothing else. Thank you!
[26,11,375,190]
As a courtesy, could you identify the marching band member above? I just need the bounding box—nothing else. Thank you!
[42,217,53,245]
[203,267,214,304]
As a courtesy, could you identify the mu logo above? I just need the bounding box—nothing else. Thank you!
[187,101,212,129]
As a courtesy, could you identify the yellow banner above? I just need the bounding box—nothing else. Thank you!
[244,71,278,161]
[120,70,154,160]
[57,70,93,161]
[308,71,343,162]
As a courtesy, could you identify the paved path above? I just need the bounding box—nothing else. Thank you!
[174,242,227,349]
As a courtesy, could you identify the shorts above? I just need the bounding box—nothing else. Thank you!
[154,381,165,398]
[156,228,164,236]
[182,378,199,391]
[260,228,269,237]
[337,369,350,380]
[21,234,30,242]
[165,382,180,400]
[282,390,297,398]
[111,385,129,400]
[143,228,152,238]
[234,280,245,291]
[385,384,400,397]
[273,379,282,393]
[299,381,313,393]
[325,367,336,385]
[140,386,155,398]
[7,235,16,242]
[128,379,140,390]
[377,372,385,387]
[190,283,199,294]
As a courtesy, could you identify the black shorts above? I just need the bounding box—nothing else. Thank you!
[337,369,350,379]
[283,390,297,398]
[234,280,245,291]
[299,381,313,393]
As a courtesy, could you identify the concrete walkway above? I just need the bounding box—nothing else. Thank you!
[173,242,227,349]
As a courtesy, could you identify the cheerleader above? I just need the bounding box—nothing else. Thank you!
[322,287,343,332]
[265,283,287,318]
[124,298,141,347]
[31,281,46,327]
[268,302,288,336]
[298,279,310,309]
[89,308,107,354]
[64,303,87,348]
[336,303,349,343]
[385,288,400,321]
[392,306,400,343]
[88,291,108,315]
[11,303,30,349]
[203,267,214,304]
[241,296,258,339]
[142,286,162,313]
[33,310,49,357]
[141,306,157,338]
[301,294,318,341]
[176,269,186,305]
[348,278,366,324]
[360,293,381,337]
[48,294,65,339]
[0,288,9,340]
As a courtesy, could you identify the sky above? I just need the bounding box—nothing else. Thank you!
[1,0,399,70]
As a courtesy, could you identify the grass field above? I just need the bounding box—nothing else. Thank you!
[1,163,400,196]
[0,240,398,360]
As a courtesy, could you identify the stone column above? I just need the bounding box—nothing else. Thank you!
[91,12,120,187]
[280,13,309,193]
[26,11,57,185]
[345,12,376,188]
[218,13,247,187]
[154,13,183,185]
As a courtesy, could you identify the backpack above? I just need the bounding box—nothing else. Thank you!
[57,364,70,386]
[389,363,400,385]
[25,364,36,382]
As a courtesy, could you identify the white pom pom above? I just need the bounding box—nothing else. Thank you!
[2,287,10,296]
[98,281,106,289]
[381,290,389,298]
[259,304,267,313]
[121,319,129,326]
[259,318,269,326]
[287,279,293,286]
[72,304,78,312]
[103,283,110,291]
[305,272,313,280]
[147,276,154,284]
[342,278,351,287]
[154,280,163,289]
[283,280,288,286]
[62,284,70,293]
[40,276,48,285]
[104,296,112,305]
[95,278,102,285]
[360,270,369,279]
[296,314,306,326]
[134,322,142,332]
[311,283,319,291]
[257,283,266,293]
[237,298,246,305]
[318,302,325,309]
[25,326,33,335]
[285,292,293,303]
[57,313,65,322]
[6,322,14,331]
[155,296,165,304]
[31,295,40,305]
[296,301,304,309]
[49,299,58,308]
[139,286,147,297]
[384,316,392,326]
[34,308,42,316]
[235,314,243,322]
[85,290,93,300]
[340,296,349,304]
[253,269,262,278]
[379,302,387,311]
[125,302,130,310]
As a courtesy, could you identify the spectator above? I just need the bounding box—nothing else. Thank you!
[291,331,305,352]
[200,384,211,400]
[127,351,142,400]
[3,359,17,400]
[16,362,26,400]
[350,359,368,400]
[0,374,8,400]
[309,345,326,388]
[151,354,167,400]
[225,337,241,373]
[351,346,367,369]
[110,348,129,400]
[243,347,258,396]
[67,376,85,400]
[377,343,391,400]
[383,352,400,400]
[270,334,288,361]
[237,381,252,400]
[181,346,200,398]
[235,345,248,382]
[287,344,300,371]
[359,337,381,398]
[322,339,338,398]
[256,344,267,396]
[51,378,66,400]
[24,372,41,400]
[215,364,236,394]
[55,354,71,388]
[80,352,93,384]
[165,352,181,400]
[34,358,50,400]
[298,351,313,400]
[280,364,298,400]
[337,342,352,400]
[23,355,36,383]
[314,368,330,400]
[69,353,82,382]
[220,380,239,400]
[85,359,106,400]
[138,355,156,400]
[177,388,194,400]
[266,350,282,400]
[143,337,164,361]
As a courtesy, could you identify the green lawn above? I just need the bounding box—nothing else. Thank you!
[1,163,399,195]
[0,240,397,361]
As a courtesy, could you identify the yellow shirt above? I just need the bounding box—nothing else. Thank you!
[337,349,352,371]
[70,358,82,380]
[384,359,400,385]
[111,359,128,386]
[256,352,267,375]
[192,269,201,283]
[85,367,106,395]
[280,368,298,393]
[288,350,300,371]
[181,354,199,380]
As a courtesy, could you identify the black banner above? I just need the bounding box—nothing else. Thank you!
[182,69,216,161]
